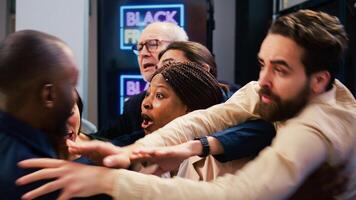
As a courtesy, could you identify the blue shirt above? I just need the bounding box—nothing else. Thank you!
[211,89,276,162]
[212,119,276,162]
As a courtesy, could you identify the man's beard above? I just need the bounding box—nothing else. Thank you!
[254,82,310,122]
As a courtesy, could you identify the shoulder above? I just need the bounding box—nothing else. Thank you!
[0,133,35,181]
[280,99,356,164]
[228,81,259,99]
[0,133,38,161]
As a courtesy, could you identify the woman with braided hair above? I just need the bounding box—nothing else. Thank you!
[109,61,223,145]
[106,61,223,176]
[140,61,223,135]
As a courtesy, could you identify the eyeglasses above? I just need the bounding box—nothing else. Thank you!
[132,39,171,55]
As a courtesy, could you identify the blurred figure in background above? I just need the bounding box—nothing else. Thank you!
[66,90,83,143]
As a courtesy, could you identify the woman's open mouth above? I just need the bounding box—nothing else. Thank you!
[141,113,154,129]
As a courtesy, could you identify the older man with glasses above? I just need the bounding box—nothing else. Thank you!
[132,23,188,81]
[88,22,188,140]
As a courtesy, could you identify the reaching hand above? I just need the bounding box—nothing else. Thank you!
[67,139,131,168]
[130,142,197,175]
[16,158,116,200]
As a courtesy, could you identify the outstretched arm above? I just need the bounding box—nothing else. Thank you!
[16,125,339,200]
[67,140,132,168]
[134,82,261,148]
[17,158,116,200]
[115,124,329,200]
[73,82,260,168]
[131,119,276,174]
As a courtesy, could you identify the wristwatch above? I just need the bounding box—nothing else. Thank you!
[194,136,210,157]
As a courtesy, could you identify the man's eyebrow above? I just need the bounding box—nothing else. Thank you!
[257,55,292,69]
[270,59,292,69]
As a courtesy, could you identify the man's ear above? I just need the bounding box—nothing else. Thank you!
[42,84,55,108]
[310,71,330,94]
[202,63,211,73]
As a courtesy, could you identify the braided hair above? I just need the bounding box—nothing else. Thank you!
[151,62,223,111]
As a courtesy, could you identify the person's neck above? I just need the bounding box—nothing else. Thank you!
[1,93,32,123]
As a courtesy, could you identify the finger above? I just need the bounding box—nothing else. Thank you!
[133,147,156,154]
[131,151,154,158]
[130,150,174,163]
[66,140,83,153]
[18,158,65,169]
[66,139,76,147]
[103,155,130,168]
[68,146,79,155]
[66,141,94,154]
[69,141,116,156]
[130,154,156,163]
[130,153,145,160]
[16,168,61,185]
[80,141,118,155]
[21,178,66,200]
[153,150,175,157]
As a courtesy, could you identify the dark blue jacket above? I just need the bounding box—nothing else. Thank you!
[212,119,275,162]
[0,111,60,199]
[0,111,110,200]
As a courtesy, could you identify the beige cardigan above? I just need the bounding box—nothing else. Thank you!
[111,80,356,200]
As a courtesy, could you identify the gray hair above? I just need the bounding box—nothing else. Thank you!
[144,22,188,41]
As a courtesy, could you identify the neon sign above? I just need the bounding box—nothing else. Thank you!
[119,4,185,50]
[119,74,149,114]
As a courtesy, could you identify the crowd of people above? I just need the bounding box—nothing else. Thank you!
[0,9,355,200]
